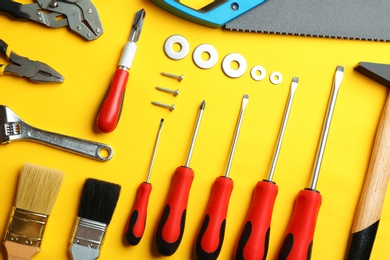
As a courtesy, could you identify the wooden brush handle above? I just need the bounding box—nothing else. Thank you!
[4,241,40,260]
[347,94,390,259]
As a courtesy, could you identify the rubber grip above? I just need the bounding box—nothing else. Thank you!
[195,176,233,260]
[124,182,152,245]
[276,189,322,260]
[96,68,129,133]
[0,0,30,21]
[234,180,278,260]
[155,166,194,256]
[0,39,8,57]
[346,221,379,260]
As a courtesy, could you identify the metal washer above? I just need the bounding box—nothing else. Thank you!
[164,35,190,60]
[250,65,267,81]
[222,53,247,78]
[270,71,283,85]
[193,44,219,69]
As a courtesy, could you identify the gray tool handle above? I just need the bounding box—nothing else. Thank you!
[24,124,113,161]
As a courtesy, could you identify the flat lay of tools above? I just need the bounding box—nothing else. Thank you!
[1,0,390,259]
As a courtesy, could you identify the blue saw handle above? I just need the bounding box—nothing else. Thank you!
[152,0,266,28]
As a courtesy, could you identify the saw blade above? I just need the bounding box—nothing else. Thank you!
[225,0,390,41]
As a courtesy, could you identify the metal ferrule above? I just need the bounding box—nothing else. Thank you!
[4,207,48,247]
[70,217,107,250]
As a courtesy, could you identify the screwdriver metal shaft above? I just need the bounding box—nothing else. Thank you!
[125,118,164,245]
[155,101,206,256]
[195,94,249,260]
[277,66,344,259]
[234,77,299,260]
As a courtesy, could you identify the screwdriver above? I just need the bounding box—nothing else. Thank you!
[124,118,164,245]
[276,66,344,259]
[96,9,145,133]
[195,94,249,260]
[155,100,206,256]
[234,77,299,260]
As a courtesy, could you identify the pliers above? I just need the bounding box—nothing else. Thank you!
[0,39,64,83]
[0,0,103,41]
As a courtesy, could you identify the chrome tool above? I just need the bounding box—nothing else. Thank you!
[0,0,103,40]
[0,105,113,161]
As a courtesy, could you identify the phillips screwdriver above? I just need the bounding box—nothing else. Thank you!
[276,66,344,259]
[124,118,164,245]
[234,77,299,260]
[155,100,206,256]
[195,94,249,260]
[96,9,145,133]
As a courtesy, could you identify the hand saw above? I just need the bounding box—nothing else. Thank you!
[153,0,390,42]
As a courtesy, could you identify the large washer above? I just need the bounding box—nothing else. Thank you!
[222,53,247,78]
[164,35,190,60]
[193,44,219,69]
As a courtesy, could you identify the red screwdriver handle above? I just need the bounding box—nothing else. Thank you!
[96,68,129,133]
[155,166,194,256]
[195,176,233,260]
[234,180,278,260]
[276,189,322,260]
[124,182,152,245]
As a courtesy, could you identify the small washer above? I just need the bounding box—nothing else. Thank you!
[222,53,247,78]
[193,44,218,69]
[164,35,190,60]
[270,71,283,85]
[250,65,266,81]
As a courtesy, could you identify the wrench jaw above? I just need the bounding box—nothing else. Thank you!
[0,105,28,144]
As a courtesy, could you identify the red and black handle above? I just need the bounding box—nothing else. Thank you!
[155,166,194,256]
[96,68,129,133]
[276,188,322,260]
[234,180,278,260]
[124,182,152,245]
[194,176,233,260]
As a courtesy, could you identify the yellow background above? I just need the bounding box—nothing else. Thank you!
[1,0,390,259]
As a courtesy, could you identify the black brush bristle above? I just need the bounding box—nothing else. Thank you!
[78,178,121,225]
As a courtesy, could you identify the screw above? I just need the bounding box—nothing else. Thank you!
[151,101,175,111]
[161,72,184,82]
[155,86,180,96]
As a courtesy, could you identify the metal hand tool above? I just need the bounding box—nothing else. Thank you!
[276,66,344,259]
[96,9,145,133]
[0,39,63,83]
[346,62,390,259]
[234,77,298,260]
[195,95,248,260]
[155,101,205,256]
[125,118,164,246]
[0,0,103,41]
[0,105,113,161]
[155,0,390,41]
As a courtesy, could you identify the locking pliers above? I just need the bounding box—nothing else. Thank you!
[0,0,103,41]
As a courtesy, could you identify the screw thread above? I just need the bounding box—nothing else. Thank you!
[155,86,180,96]
[161,72,184,81]
[151,101,175,111]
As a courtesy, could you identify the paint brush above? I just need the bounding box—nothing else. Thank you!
[3,163,64,260]
[69,178,121,260]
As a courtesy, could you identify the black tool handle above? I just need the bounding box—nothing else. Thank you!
[0,0,30,20]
